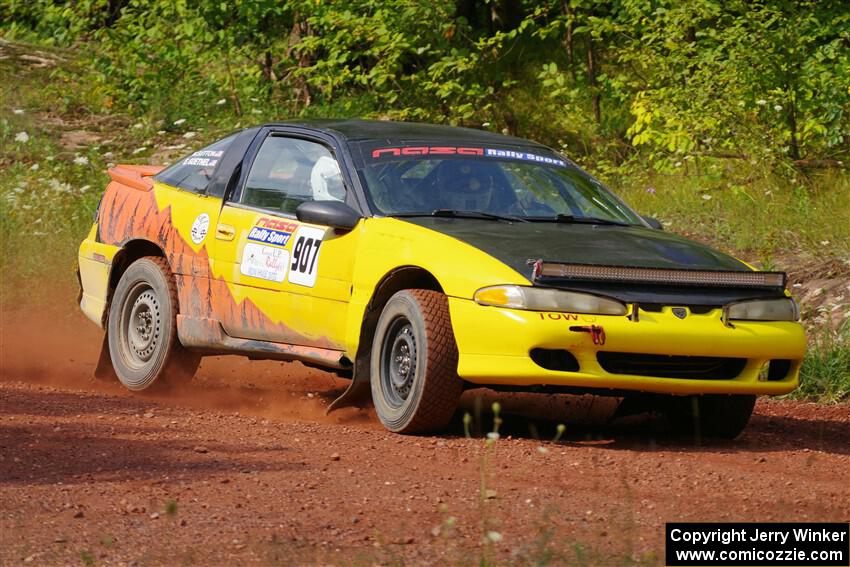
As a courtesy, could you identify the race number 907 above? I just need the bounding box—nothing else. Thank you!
[287,226,326,287]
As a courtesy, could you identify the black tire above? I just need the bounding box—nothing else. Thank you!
[107,256,200,391]
[370,290,462,433]
[664,394,756,439]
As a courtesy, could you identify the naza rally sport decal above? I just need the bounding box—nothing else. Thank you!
[247,217,298,247]
[369,146,566,167]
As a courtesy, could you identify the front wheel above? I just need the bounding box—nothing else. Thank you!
[664,394,757,439]
[107,257,199,391]
[370,290,462,433]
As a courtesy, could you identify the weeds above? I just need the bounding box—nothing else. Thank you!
[795,324,850,402]
[457,400,660,566]
[165,500,178,516]
[614,169,850,260]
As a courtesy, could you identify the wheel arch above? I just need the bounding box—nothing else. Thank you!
[102,239,167,326]
[354,266,443,378]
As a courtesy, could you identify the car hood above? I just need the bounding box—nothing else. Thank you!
[400,217,748,277]
[397,217,775,305]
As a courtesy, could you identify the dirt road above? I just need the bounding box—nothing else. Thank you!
[1,311,848,566]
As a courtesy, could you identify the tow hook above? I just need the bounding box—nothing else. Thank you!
[569,325,606,346]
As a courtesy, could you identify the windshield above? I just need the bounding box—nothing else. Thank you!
[354,144,643,225]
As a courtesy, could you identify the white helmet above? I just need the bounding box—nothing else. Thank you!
[311,156,345,202]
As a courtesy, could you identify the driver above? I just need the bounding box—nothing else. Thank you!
[310,155,346,202]
[438,163,499,211]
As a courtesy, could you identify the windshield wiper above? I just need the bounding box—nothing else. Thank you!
[391,209,529,223]
[525,213,630,227]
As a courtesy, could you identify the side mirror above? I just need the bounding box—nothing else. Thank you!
[641,215,663,230]
[296,200,362,231]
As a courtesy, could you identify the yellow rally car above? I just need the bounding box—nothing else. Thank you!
[77,120,806,437]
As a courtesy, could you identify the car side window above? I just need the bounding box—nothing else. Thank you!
[240,135,345,215]
[154,134,236,193]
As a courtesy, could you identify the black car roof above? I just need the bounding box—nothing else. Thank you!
[266,119,550,149]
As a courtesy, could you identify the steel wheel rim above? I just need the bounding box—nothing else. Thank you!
[119,282,162,370]
[380,316,417,408]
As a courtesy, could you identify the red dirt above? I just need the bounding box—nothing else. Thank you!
[1,309,849,566]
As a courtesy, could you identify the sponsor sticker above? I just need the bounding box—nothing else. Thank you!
[190,213,210,244]
[240,243,290,283]
[371,146,485,158]
[483,148,567,167]
[247,217,298,247]
[287,226,326,288]
[247,227,292,247]
[367,145,566,167]
[182,149,224,168]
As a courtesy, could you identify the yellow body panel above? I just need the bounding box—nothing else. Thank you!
[211,203,359,347]
[343,217,528,356]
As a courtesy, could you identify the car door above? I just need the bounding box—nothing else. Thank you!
[211,130,360,350]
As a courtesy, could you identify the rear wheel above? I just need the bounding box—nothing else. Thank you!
[664,394,756,439]
[107,257,199,391]
[370,290,462,433]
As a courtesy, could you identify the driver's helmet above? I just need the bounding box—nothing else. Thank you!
[439,164,497,210]
[310,155,345,202]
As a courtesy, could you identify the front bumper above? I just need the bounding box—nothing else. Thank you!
[448,297,806,396]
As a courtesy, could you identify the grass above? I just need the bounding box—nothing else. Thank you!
[794,325,850,402]
[614,168,850,262]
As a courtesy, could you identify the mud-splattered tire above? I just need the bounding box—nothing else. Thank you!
[370,290,462,434]
[107,257,199,391]
[664,394,756,439]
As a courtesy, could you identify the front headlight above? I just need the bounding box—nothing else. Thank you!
[474,285,628,315]
[723,298,799,322]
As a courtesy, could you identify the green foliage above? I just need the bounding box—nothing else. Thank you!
[4,0,846,168]
[796,324,850,402]
[620,0,850,166]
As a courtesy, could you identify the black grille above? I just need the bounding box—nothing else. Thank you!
[767,359,792,381]
[530,348,580,372]
[638,304,717,315]
[597,352,746,380]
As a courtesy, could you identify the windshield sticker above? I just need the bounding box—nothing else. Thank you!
[182,149,224,168]
[372,146,484,158]
[240,243,290,283]
[369,146,566,167]
[248,217,298,247]
[484,148,567,167]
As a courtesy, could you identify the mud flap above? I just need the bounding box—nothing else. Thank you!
[326,359,372,413]
[94,332,118,382]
